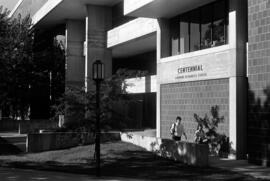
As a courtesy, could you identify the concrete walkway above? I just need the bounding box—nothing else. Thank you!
[131,130,270,180]
[0,167,140,181]
[210,158,270,180]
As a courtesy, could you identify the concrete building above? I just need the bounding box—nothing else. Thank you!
[9,0,270,166]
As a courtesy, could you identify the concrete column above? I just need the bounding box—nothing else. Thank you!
[65,20,85,87]
[229,0,248,159]
[157,18,170,60]
[156,18,170,137]
[85,5,112,91]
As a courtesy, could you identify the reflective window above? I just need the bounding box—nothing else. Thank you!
[213,0,227,46]
[170,0,228,56]
[190,9,200,52]
[180,14,190,54]
[201,4,213,49]
[170,18,180,55]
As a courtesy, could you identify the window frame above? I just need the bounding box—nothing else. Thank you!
[169,0,228,56]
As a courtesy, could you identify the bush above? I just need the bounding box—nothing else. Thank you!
[194,105,230,157]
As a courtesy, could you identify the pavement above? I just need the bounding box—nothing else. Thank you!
[210,157,270,180]
[131,129,270,180]
[0,130,269,180]
[0,167,139,181]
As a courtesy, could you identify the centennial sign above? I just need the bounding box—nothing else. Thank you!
[158,46,235,84]
[176,65,207,80]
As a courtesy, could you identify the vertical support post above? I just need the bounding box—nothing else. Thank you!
[95,80,100,177]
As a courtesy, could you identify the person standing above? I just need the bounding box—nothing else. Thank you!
[194,124,207,144]
[170,116,187,141]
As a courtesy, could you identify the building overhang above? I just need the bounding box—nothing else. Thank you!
[124,0,216,18]
[31,0,121,29]
[112,32,156,58]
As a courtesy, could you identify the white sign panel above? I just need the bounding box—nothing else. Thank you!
[158,47,235,84]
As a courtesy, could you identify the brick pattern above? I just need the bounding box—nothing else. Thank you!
[160,79,229,141]
[248,0,270,166]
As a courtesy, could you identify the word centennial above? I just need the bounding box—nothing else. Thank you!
[177,65,203,74]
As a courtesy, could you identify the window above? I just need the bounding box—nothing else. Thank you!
[170,18,180,55]
[170,0,228,56]
[180,14,189,54]
[213,0,227,46]
[190,9,200,52]
[201,4,213,49]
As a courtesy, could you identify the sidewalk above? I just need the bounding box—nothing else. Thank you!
[131,130,270,180]
[210,157,270,180]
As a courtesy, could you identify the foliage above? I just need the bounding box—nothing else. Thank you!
[194,105,229,156]
[0,7,34,120]
[33,35,65,108]
[51,69,147,132]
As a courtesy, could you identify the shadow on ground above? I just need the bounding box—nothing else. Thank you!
[0,137,22,155]
[99,150,264,181]
[1,147,266,181]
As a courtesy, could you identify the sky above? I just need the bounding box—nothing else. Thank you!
[0,0,19,11]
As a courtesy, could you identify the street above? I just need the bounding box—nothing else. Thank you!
[0,167,138,181]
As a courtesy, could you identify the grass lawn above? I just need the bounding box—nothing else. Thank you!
[0,141,264,180]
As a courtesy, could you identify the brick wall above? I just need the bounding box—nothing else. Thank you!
[248,0,270,166]
[160,79,229,141]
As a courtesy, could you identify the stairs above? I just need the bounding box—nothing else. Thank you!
[0,134,27,154]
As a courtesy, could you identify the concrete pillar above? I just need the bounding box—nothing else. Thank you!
[157,19,170,60]
[65,20,85,87]
[85,5,112,91]
[156,18,170,137]
[228,0,248,159]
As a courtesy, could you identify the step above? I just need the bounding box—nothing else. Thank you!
[0,135,27,153]
[13,142,26,152]
[2,136,26,144]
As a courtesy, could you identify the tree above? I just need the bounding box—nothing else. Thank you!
[0,7,34,120]
[51,69,147,133]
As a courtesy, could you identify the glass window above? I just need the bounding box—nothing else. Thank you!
[201,4,212,49]
[170,18,180,56]
[190,9,200,52]
[169,0,228,56]
[213,0,227,46]
[180,14,189,54]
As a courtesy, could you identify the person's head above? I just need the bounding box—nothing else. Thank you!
[197,124,203,130]
[176,116,181,124]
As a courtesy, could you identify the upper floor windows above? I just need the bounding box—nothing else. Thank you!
[170,0,228,56]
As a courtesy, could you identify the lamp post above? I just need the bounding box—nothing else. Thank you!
[92,60,104,177]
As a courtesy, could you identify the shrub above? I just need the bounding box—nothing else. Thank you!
[194,105,230,157]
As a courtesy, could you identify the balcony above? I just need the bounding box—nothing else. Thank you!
[107,18,157,48]
[107,18,157,58]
